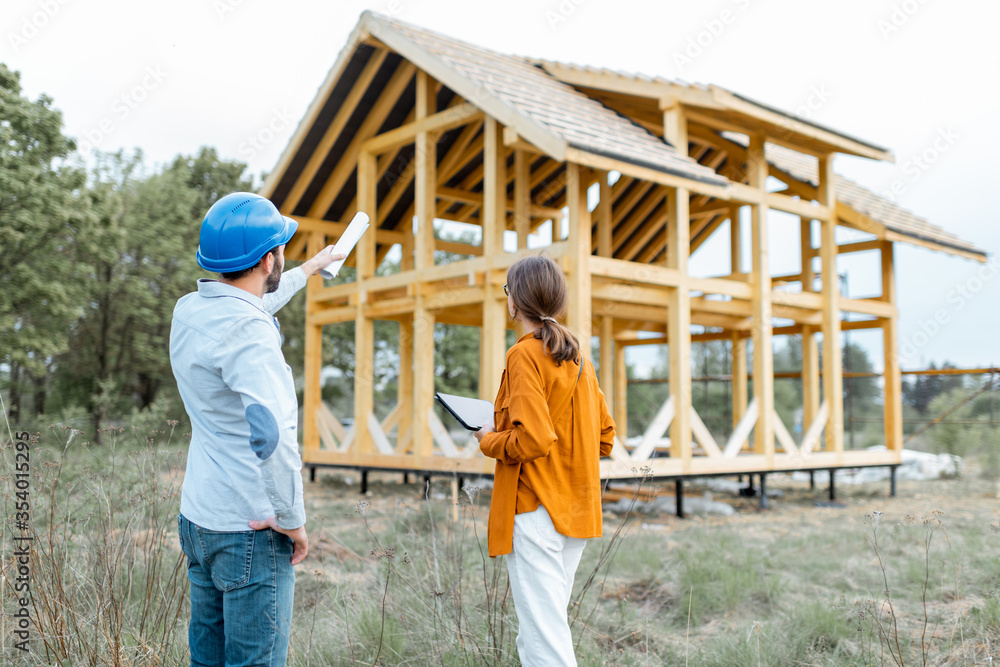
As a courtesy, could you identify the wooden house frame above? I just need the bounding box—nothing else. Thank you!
[260,12,987,482]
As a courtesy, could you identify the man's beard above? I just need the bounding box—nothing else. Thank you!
[265,255,283,293]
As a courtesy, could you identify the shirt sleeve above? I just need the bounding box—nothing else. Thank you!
[262,266,308,315]
[597,382,616,458]
[480,348,556,464]
[214,317,306,530]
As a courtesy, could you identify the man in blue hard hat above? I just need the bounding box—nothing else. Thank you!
[170,192,345,666]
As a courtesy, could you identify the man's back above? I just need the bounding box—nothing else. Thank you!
[170,272,306,532]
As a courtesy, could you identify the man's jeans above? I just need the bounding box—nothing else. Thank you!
[178,514,295,667]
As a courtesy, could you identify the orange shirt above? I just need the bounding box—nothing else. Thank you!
[480,332,615,557]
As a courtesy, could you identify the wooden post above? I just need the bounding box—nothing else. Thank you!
[818,154,844,457]
[731,331,747,447]
[398,320,413,451]
[747,135,774,461]
[302,231,325,462]
[800,217,819,429]
[480,117,506,400]
[354,150,377,456]
[614,340,628,442]
[598,171,613,258]
[729,205,742,276]
[881,241,902,454]
[566,163,592,354]
[413,70,437,460]
[600,316,614,406]
[514,148,530,250]
[598,171,614,413]
[667,186,692,468]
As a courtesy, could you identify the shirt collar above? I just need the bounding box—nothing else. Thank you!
[196,279,266,312]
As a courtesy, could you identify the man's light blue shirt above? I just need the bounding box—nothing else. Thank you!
[170,267,308,531]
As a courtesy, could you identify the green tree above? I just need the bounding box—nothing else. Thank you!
[48,148,253,436]
[0,63,89,426]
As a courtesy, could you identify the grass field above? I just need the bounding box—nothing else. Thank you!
[2,425,1000,665]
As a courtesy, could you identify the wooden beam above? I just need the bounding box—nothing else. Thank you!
[361,102,482,155]
[514,149,530,249]
[666,101,693,468]
[353,151,377,456]
[600,316,614,412]
[413,70,437,460]
[302,232,326,463]
[566,163,593,353]
[731,331,748,452]
[480,117,506,399]
[667,185,692,469]
[598,172,613,257]
[819,154,844,457]
[397,320,413,452]
[748,134,775,462]
[882,241,903,453]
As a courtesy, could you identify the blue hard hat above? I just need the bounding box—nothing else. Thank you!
[196,192,298,272]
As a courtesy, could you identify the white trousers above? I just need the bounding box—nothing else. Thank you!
[506,505,587,666]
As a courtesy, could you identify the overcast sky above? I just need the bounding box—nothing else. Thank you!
[3,0,997,371]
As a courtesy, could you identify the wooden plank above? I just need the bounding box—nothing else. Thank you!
[723,397,759,458]
[690,406,722,458]
[631,396,674,462]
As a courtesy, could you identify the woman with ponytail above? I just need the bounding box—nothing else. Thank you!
[474,254,615,666]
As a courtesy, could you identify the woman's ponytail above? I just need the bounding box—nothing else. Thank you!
[506,256,580,366]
